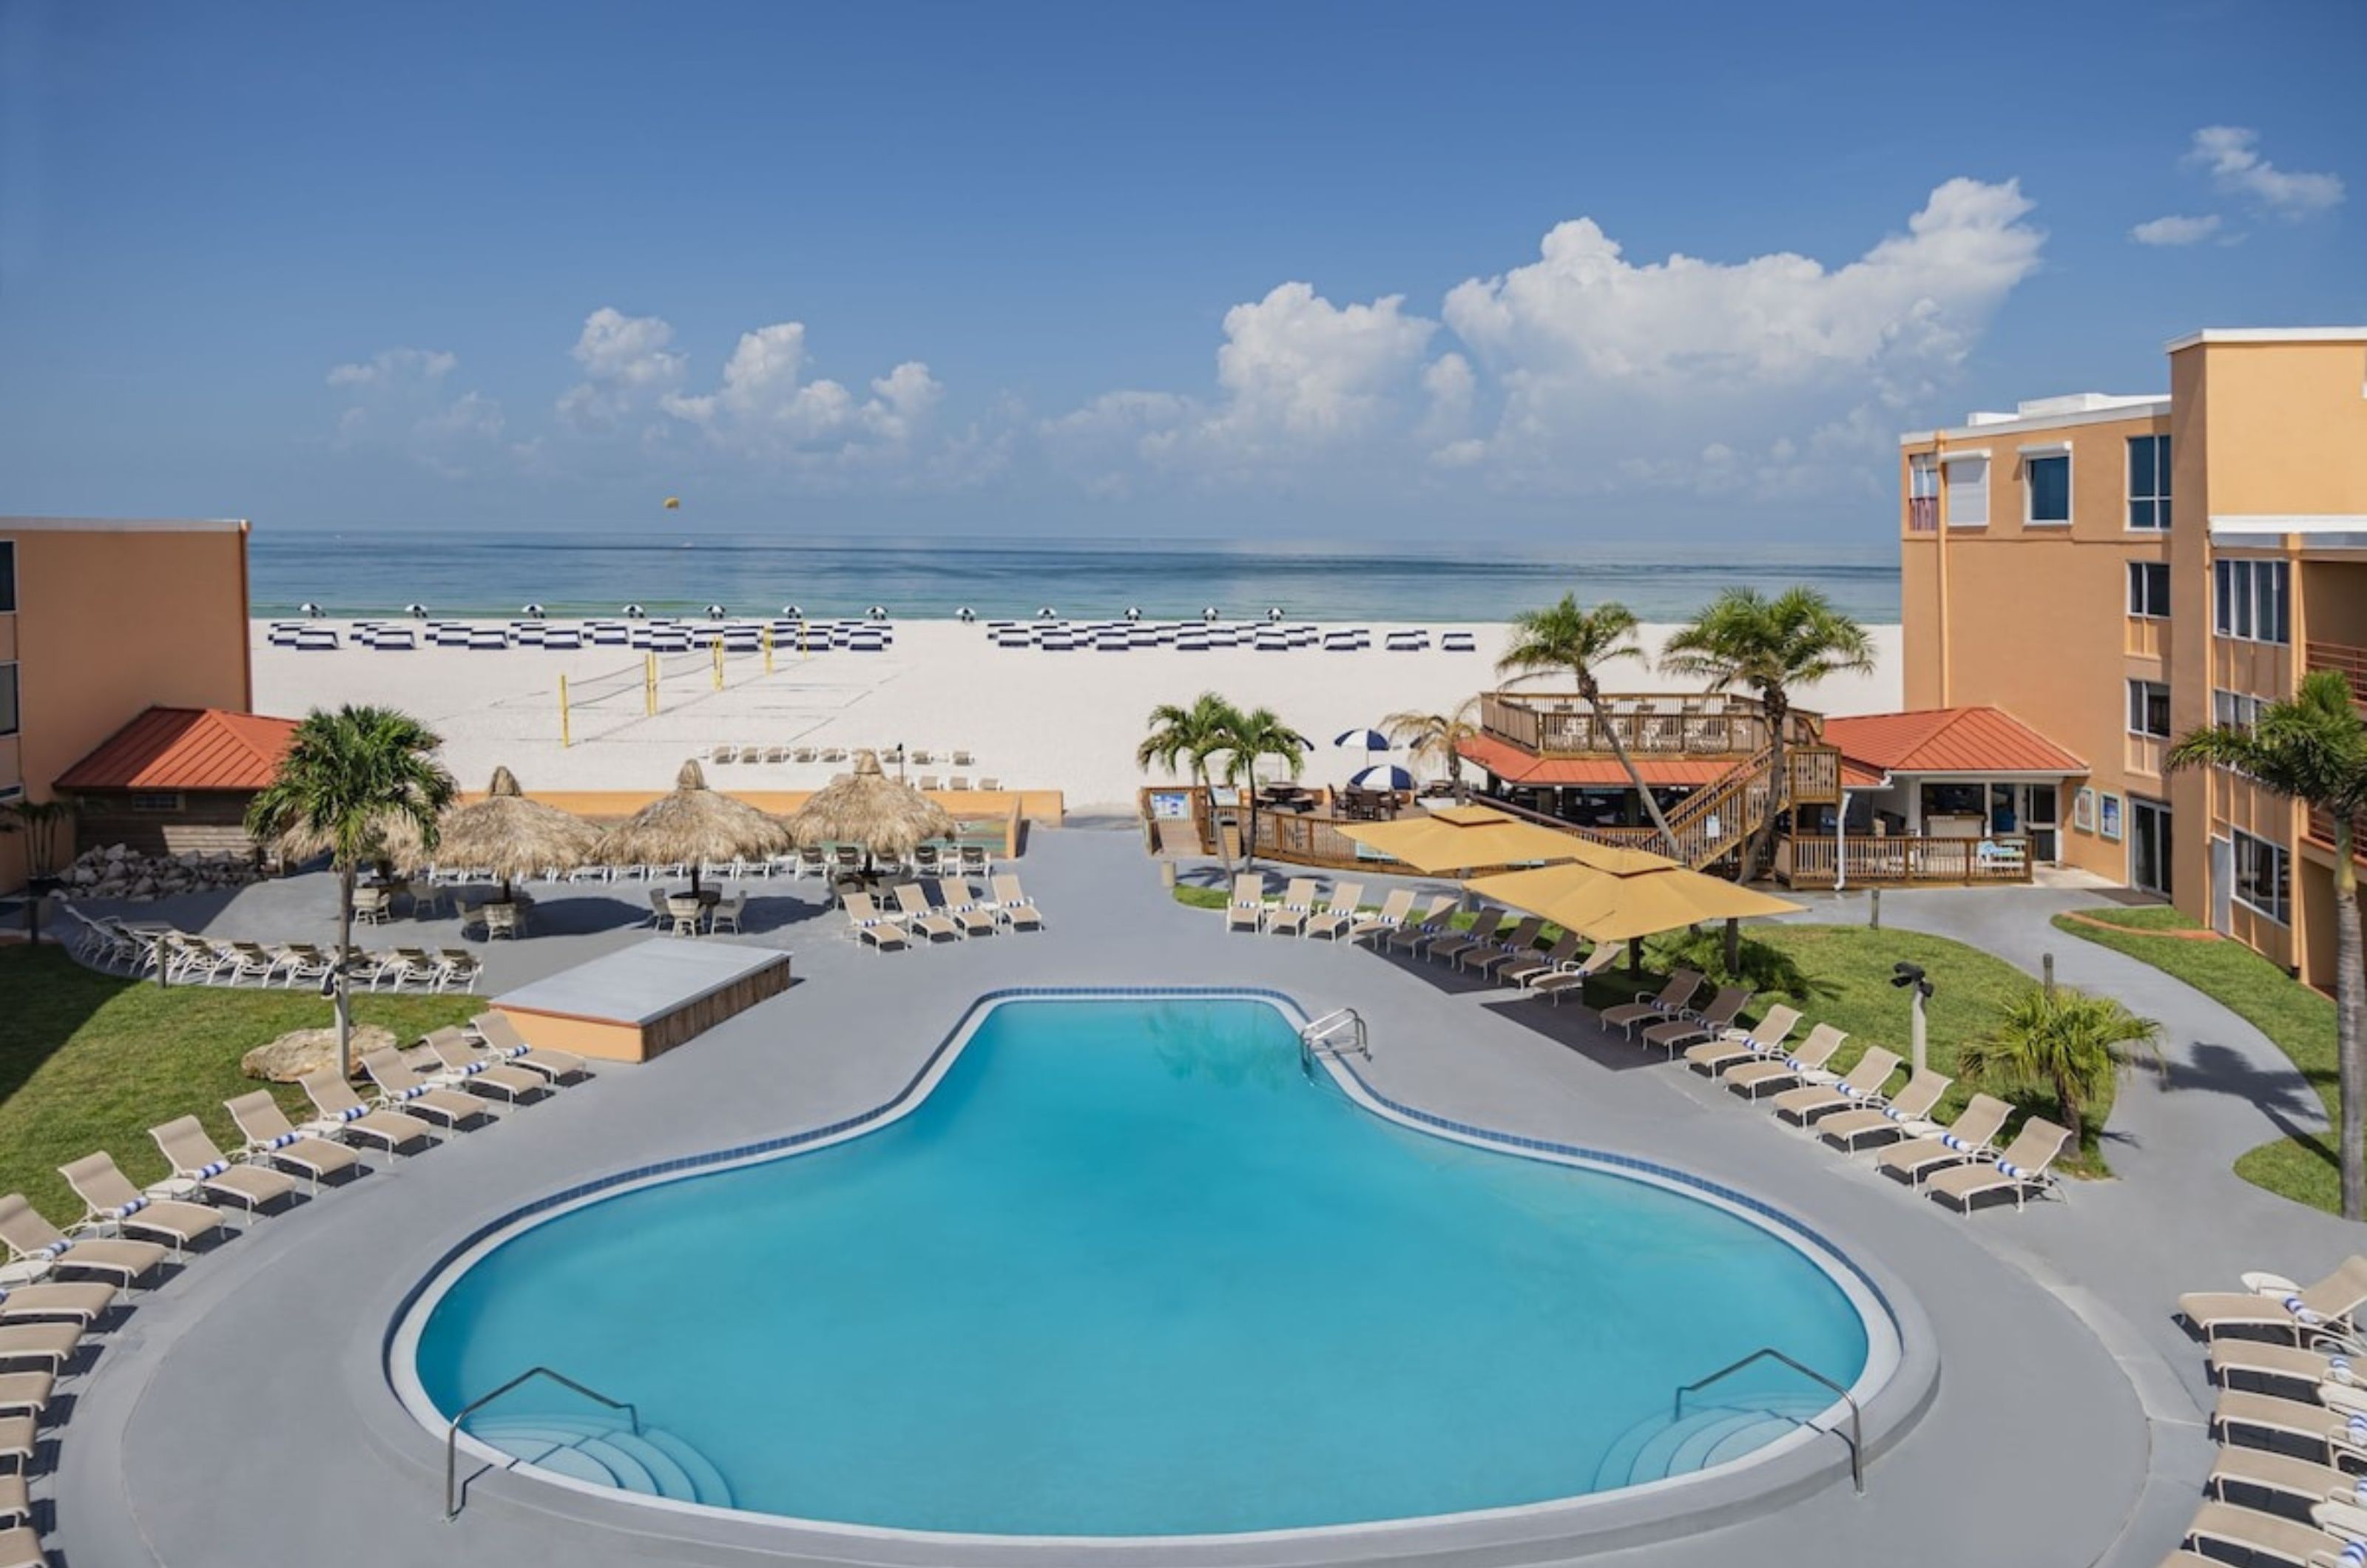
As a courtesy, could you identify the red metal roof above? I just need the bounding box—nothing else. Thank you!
[54,707,297,792]
[1821,707,2086,777]
[1456,734,1885,790]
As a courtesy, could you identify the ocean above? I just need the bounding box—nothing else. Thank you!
[251,531,1900,624]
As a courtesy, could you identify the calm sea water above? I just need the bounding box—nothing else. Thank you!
[253,530,1900,623]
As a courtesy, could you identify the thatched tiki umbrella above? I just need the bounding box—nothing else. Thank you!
[399,766,601,902]
[592,759,791,894]
[786,749,956,874]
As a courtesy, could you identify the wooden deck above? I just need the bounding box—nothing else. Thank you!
[1775,833,2034,888]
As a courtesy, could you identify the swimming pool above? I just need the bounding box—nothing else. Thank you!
[402,994,1894,1537]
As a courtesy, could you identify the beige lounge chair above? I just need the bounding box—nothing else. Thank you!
[224,1092,362,1189]
[1464,919,1544,977]
[1684,1004,1802,1075]
[0,1524,48,1568]
[2181,1498,2360,1568]
[2213,1385,2367,1450]
[990,875,1042,931]
[1722,1024,1846,1099]
[1772,1047,1901,1126]
[467,1012,587,1083]
[0,1194,167,1288]
[0,1371,48,1418]
[2181,1257,2367,1345]
[1302,881,1365,942]
[0,1322,81,1373]
[1528,942,1621,1005]
[1641,986,1751,1058]
[58,1153,224,1257]
[0,1274,116,1327]
[1818,1069,1953,1152]
[1347,889,1415,944]
[1226,873,1268,933]
[298,1069,435,1154]
[419,1027,550,1104]
[1266,879,1321,937]
[149,1116,297,1215]
[894,883,964,943]
[933,879,999,936]
[1423,908,1505,967]
[2210,1444,2367,1509]
[1873,1094,2013,1185]
[1496,931,1578,985]
[361,1050,493,1129]
[1925,1117,2073,1214]
[1382,896,1458,953]
[1602,971,1704,1037]
[2210,1338,2364,1395]
[843,893,910,952]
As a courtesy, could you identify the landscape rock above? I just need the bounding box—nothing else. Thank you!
[242,1024,396,1083]
[55,843,262,903]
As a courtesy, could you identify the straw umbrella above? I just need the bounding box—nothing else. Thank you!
[396,766,599,904]
[592,759,792,896]
[784,749,957,875]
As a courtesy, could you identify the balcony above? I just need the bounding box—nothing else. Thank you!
[2306,641,2367,700]
[1777,833,2034,888]
[2308,808,2367,863]
[1476,692,1820,760]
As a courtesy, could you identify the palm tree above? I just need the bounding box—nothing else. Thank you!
[1138,693,1246,870]
[1378,698,1482,801]
[1958,983,2163,1152]
[2169,669,2367,1217]
[1218,706,1312,870]
[1496,596,1679,851]
[1659,587,1875,875]
[245,706,456,1077]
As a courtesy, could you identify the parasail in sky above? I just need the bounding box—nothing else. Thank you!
[663,496,681,510]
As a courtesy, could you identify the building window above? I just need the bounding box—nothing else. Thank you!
[2098,793,2123,841]
[2127,435,2172,530]
[2231,828,2291,925]
[2072,787,2097,833]
[2213,558,2291,644]
[1907,454,1939,531]
[130,791,184,813]
[0,663,16,737]
[2127,561,2171,618]
[2026,452,2071,524]
[2212,689,2268,735]
[1945,456,1988,527]
[2127,679,2172,739]
[0,541,14,613]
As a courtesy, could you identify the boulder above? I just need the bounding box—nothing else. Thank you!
[242,1024,398,1083]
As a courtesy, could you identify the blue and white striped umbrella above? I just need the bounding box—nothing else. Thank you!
[1348,763,1415,791]
[1333,728,1391,751]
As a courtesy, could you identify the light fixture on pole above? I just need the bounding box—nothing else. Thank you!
[1891,961,1934,1073]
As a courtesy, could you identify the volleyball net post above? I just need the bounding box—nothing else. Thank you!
[558,675,571,748]
[645,652,658,715]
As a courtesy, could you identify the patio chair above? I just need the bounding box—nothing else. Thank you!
[918,775,942,791]
[989,874,1041,930]
[643,888,673,928]
[976,778,1001,793]
[1721,1024,1848,1099]
[913,845,943,876]
[1462,918,1544,976]
[893,883,963,944]
[57,1153,225,1259]
[479,903,524,941]
[1925,1117,2073,1214]
[465,1012,587,1084]
[1345,889,1415,944]
[796,846,828,877]
[0,1194,168,1289]
[1772,1047,1902,1126]
[933,878,998,937]
[2181,1257,2367,1345]
[385,947,445,989]
[1873,1093,2014,1186]
[843,893,909,952]
[0,1274,117,1329]
[709,891,746,935]
[1601,971,1705,1038]
[1684,1004,1803,1075]
[664,893,703,938]
[223,1092,362,1190]
[948,776,970,791]
[148,1117,297,1216]
[223,942,280,985]
[1300,881,1366,942]
[1639,986,1752,1058]
[417,1027,549,1104]
[1496,932,1580,987]
[1266,878,1320,937]
[269,943,336,990]
[352,886,391,926]
[1382,896,1459,954]
[297,1069,436,1154]
[1422,908,1505,967]
[1817,1068,1954,1152]
[1527,942,1622,1005]
[952,749,973,766]
[359,1050,493,1130]
[433,947,483,993]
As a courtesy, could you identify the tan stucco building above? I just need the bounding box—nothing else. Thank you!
[1900,327,2367,990]
[0,517,254,893]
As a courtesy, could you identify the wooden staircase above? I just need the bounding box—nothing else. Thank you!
[1542,743,1845,875]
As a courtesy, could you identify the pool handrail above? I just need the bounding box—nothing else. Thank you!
[445,1364,641,1520]
[1674,1345,1863,1495]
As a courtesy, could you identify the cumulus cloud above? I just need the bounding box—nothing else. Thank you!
[1203,283,1434,445]
[2185,126,2344,217]
[556,307,687,431]
[326,347,503,478]
[2129,213,2224,246]
[661,320,943,467]
[326,347,456,389]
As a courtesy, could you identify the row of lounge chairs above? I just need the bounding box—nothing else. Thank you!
[0,1015,585,1567]
[2166,1256,2367,1565]
[709,744,979,768]
[844,876,1042,952]
[445,843,999,885]
[1223,879,1628,1002]
[59,913,482,993]
[981,620,1480,654]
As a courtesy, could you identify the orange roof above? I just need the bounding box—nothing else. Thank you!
[54,707,297,792]
[1822,707,2085,777]
[1456,734,1884,791]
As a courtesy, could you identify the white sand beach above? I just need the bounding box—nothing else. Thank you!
[250,620,1905,813]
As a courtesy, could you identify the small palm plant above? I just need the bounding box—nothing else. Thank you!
[1138,693,1246,870]
[1219,706,1312,871]
[1379,698,1482,800]
[1496,596,1679,851]
[245,706,456,1076]
[1958,983,2163,1154]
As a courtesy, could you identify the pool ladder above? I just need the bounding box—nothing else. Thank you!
[1674,1347,1863,1494]
[1298,1008,1370,1076]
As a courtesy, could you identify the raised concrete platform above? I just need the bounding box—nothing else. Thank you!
[494,937,793,1062]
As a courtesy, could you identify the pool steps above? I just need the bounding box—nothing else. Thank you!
[1593,1393,1831,1489]
[470,1413,735,1507]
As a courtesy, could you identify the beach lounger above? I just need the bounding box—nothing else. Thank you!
[1772,1047,1901,1126]
[1423,908,1504,966]
[2210,1444,2367,1509]
[1382,896,1459,954]
[2213,1385,2367,1451]
[223,941,280,984]
[1925,1117,2073,1214]
[1266,879,1321,937]
[464,1012,587,1084]
[148,1116,297,1215]
[1463,918,1544,976]
[1226,873,1268,933]
[1347,889,1415,943]
[58,1154,224,1258]
[2181,1498,2360,1568]
[1640,986,1752,1057]
[2211,1338,2367,1396]
[1817,1068,1954,1152]
[298,1069,434,1154]
[1872,1094,2013,1185]
[1527,942,1622,1004]
[0,1322,81,1374]
[224,1092,362,1189]
[0,1524,47,1568]
[359,1051,490,1130]
[2181,1257,2367,1345]
[990,875,1042,930]
[1722,1024,1847,1099]
[1602,972,1705,1038]
[1302,881,1365,942]
[894,883,964,944]
[419,1027,550,1103]
[933,879,998,936]
[1684,1004,1802,1075]
[0,1370,47,1418]
[1498,933,1581,987]
[0,1194,167,1288]
[0,1271,116,1327]
[269,942,337,989]
[843,893,910,951]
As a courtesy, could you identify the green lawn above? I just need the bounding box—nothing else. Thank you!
[2052,903,2341,1212]
[0,945,479,1223]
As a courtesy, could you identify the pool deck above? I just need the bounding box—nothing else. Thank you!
[28,828,2350,1567]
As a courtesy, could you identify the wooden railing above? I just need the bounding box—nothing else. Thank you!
[2306,642,2367,700]
[1787,746,1843,806]
[1777,834,2034,888]
[2307,808,2366,862]
[1478,693,1820,759]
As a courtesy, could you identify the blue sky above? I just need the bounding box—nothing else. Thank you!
[1,0,2360,544]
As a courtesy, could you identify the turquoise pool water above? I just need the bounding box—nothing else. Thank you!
[411,996,1876,1535]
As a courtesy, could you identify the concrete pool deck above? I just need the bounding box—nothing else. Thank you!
[25,828,2353,1567]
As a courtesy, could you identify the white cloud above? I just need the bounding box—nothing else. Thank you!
[326,348,503,478]
[557,307,687,431]
[326,347,456,389]
[660,320,944,467]
[2129,213,2224,246]
[2185,126,2344,217]
[1204,283,1434,445]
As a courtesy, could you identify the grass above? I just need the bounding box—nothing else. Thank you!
[2052,903,2342,1212]
[0,945,480,1223]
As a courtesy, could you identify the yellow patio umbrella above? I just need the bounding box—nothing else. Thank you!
[1336,803,1669,875]
[1465,859,1803,970]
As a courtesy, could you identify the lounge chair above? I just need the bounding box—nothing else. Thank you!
[2181,1257,2367,1345]
[0,1322,80,1376]
[1498,933,1581,987]
[1817,1068,1954,1152]
[893,883,963,944]
[465,1012,587,1084]
[0,1371,47,1418]
[0,1524,47,1568]
[933,879,999,937]
[2210,1338,2366,1396]
[418,1027,549,1104]
[1528,943,1621,1005]
[990,875,1042,931]
[149,1116,298,1215]
[2209,1444,2367,1509]
[58,1154,225,1258]
[0,1274,116,1328]
[1640,986,1752,1058]
[1873,1093,2014,1185]
[269,942,337,989]
[1602,971,1705,1038]
[1721,1024,1847,1099]
[1772,1047,1902,1126]
[1302,881,1365,942]
[1266,879,1321,937]
[361,1050,494,1129]
[1464,919,1544,977]
[2212,1385,2367,1451]
[223,941,280,984]
[1684,1004,1802,1075]
[434,947,484,993]
[224,1092,362,1189]
[0,1194,167,1288]
[1925,1117,2073,1214]
[1423,908,1505,967]
[1226,873,1268,933]
[843,893,910,951]
[1382,896,1459,954]
[1347,889,1415,944]
[297,1069,434,1154]
[2181,1498,2360,1568]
